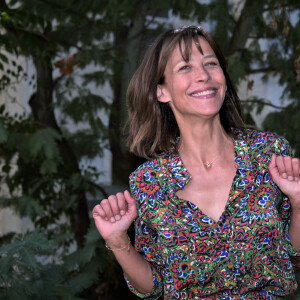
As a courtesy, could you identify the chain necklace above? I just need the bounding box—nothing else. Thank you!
[201,137,228,169]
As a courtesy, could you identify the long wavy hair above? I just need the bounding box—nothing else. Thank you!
[126,26,246,159]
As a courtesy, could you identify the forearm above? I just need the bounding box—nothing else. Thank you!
[106,235,153,294]
[288,207,300,252]
[93,190,154,293]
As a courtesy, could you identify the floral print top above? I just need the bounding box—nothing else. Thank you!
[126,129,300,299]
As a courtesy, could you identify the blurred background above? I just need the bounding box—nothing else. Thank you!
[0,0,299,299]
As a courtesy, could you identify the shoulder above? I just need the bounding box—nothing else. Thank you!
[129,154,168,186]
[129,154,169,205]
[235,128,292,156]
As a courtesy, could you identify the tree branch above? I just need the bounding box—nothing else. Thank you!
[226,0,265,56]
[8,25,50,42]
[241,99,287,110]
[262,3,300,12]
[88,181,109,199]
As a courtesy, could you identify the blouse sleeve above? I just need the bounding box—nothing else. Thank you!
[273,135,300,267]
[279,194,300,267]
[124,162,165,299]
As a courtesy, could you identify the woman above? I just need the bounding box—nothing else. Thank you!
[93,26,300,299]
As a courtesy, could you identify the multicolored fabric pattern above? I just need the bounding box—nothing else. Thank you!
[125,129,300,299]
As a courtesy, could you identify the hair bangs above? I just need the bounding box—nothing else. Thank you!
[126,25,247,159]
[177,30,204,62]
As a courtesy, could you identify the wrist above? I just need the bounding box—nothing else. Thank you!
[105,234,132,252]
[291,200,300,213]
[291,209,300,217]
[290,208,300,225]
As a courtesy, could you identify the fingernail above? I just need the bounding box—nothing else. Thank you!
[288,176,294,181]
[120,210,125,216]
[110,217,116,222]
[282,173,287,178]
[105,217,108,221]
[115,215,121,221]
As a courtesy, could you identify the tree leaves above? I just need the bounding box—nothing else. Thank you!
[0,0,299,299]
[263,102,300,156]
[28,128,61,160]
[0,231,51,290]
[0,118,8,143]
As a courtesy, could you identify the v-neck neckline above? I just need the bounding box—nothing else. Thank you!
[167,129,252,225]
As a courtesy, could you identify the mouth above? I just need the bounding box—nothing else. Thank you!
[190,89,216,97]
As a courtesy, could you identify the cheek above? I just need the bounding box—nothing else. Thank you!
[218,73,226,86]
[213,68,226,85]
[219,77,227,95]
[169,81,184,98]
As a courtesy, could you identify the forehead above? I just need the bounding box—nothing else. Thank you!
[168,37,216,63]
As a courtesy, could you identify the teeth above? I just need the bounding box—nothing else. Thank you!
[191,90,215,96]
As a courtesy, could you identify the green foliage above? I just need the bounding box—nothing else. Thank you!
[227,52,248,85]
[0,0,299,298]
[0,226,120,300]
[0,231,52,300]
[205,1,300,156]
[263,102,300,157]
[0,0,207,298]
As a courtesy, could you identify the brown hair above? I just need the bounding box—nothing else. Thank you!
[126,26,246,159]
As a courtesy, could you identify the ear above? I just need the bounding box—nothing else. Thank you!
[157,85,171,103]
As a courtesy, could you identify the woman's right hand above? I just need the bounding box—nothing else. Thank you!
[92,190,138,243]
[93,191,153,294]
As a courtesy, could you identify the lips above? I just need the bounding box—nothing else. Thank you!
[190,87,217,97]
[191,89,216,97]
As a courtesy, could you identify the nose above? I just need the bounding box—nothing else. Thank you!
[195,65,210,82]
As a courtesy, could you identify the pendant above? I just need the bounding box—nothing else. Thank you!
[204,163,212,169]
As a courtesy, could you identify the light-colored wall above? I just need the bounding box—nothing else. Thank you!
[238,74,285,128]
[0,208,33,235]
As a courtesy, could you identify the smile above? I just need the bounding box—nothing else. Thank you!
[191,89,216,97]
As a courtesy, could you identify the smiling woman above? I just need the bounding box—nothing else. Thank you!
[126,26,244,160]
[157,39,227,132]
[93,26,300,299]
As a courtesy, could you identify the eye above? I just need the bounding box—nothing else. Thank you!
[178,65,191,71]
[205,61,219,67]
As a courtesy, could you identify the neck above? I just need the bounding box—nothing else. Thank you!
[178,121,229,166]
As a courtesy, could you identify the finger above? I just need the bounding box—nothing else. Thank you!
[275,155,287,179]
[116,193,126,216]
[269,154,281,181]
[92,204,107,220]
[124,190,137,206]
[292,158,300,181]
[268,154,277,172]
[107,195,122,221]
[124,190,138,217]
[283,156,293,181]
[100,198,116,222]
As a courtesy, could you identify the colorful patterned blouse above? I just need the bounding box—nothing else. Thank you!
[126,129,300,299]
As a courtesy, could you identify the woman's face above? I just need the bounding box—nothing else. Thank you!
[157,37,227,123]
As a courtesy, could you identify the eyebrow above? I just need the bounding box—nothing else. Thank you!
[203,54,217,59]
[173,54,217,67]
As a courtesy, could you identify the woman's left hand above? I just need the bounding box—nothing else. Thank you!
[269,154,300,210]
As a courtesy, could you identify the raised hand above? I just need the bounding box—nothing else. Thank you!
[268,154,300,210]
[92,190,138,243]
